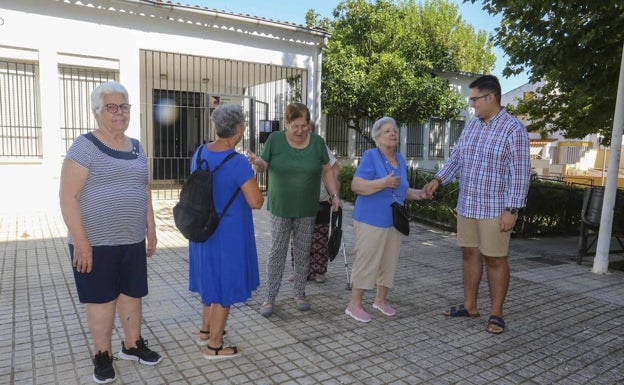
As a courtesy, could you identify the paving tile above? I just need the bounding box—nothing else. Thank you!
[3,202,624,384]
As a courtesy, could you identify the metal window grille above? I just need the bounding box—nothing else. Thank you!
[0,60,41,158]
[140,50,307,199]
[428,118,445,159]
[406,121,425,158]
[59,66,118,155]
[354,117,375,157]
[325,115,349,157]
[449,119,465,155]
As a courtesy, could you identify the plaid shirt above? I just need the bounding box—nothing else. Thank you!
[436,108,531,219]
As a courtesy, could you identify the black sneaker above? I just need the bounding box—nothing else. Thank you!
[92,350,116,384]
[118,337,163,365]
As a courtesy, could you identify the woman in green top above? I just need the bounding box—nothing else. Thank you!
[246,103,341,317]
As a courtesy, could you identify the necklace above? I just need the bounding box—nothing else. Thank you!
[378,148,397,167]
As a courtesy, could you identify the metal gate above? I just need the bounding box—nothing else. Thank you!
[140,50,307,199]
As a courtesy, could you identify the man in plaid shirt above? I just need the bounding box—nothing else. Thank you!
[424,75,531,334]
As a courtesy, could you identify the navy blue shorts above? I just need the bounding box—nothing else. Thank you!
[69,240,148,304]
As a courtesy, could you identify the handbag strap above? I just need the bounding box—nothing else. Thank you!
[377,148,400,203]
[330,206,342,229]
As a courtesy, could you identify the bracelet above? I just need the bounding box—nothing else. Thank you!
[330,193,339,199]
[433,176,443,185]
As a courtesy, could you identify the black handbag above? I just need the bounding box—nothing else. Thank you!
[327,207,342,262]
[391,201,410,236]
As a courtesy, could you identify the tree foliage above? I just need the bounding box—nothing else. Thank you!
[307,0,495,142]
[470,0,624,142]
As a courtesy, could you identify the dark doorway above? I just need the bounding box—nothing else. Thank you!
[152,89,203,182]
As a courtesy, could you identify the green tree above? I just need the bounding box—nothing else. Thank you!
[308,0,495,143]
[470,0,624,142]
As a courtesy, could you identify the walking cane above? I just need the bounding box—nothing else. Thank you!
[329,207,350,290]
[341,236,351,290]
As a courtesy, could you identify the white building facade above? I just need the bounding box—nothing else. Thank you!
[0,0,329,205]
[324,70,480,171]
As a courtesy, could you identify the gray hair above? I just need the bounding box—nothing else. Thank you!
[212,104,245,138]
[371,116,398,146]
[91,81,129,114]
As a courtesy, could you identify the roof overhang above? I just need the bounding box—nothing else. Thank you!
[57,0,331,47]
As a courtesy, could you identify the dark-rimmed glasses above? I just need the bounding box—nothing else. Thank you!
[469,94,490,103]
[104,103,131,114]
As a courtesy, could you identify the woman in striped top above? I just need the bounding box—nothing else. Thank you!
[60,81,161,384]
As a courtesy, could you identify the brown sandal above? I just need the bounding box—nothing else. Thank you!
[202,344,241,360]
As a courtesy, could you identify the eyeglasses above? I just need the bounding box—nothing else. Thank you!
[289,123,310,132]
[469,94,490,103]
[104,103,131,114]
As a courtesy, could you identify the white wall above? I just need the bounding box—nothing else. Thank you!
[404,71,478,170]
[0,0,326,210]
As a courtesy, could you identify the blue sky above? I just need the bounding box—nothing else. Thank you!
[188,0,529,93]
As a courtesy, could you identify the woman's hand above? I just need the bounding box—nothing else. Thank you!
[245,150,266,173]
[330,195,342,211]
[72,239,93,273]
[146,227,157,257]
[406,188,432,201]
[384,170,400,189]
[245,149,257,164]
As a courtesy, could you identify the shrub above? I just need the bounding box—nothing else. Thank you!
[338,165,357,202]
[338,164,622,237]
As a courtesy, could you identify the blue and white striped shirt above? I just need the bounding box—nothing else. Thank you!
[436,108,531,219]
[65,133,148,246]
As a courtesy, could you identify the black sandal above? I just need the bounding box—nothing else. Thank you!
[199,329,227,336]
[203,344,241,360]
[486,315,505,335]
[194,329,227,347]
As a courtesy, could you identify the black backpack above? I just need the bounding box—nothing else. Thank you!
[173,146,240,242]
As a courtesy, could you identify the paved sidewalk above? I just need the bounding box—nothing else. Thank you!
[1,201,624,385]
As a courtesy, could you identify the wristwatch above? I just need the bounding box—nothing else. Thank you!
[505,207,518,215]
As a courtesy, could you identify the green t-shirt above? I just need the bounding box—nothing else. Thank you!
[260,131,330,217]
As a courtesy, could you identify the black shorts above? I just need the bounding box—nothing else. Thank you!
[69,240,148,304]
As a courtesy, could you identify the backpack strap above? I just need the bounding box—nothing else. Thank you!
[220,188,241,219]
[195,145,208,171]
[213,151,237,171]
[194,145,236,172]
[213,151,240,219]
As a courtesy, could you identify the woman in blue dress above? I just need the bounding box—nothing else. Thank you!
[188,103,264,359]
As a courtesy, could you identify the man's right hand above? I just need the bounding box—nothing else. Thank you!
[423,178,440,198]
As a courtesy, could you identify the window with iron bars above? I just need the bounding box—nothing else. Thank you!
[324,115,349,157]
[449,119,465,155]
[406,121,425,158]
[0,60,41,158]
[354,117,376,157]
[428,118,446,159]
[59,66,118,155]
